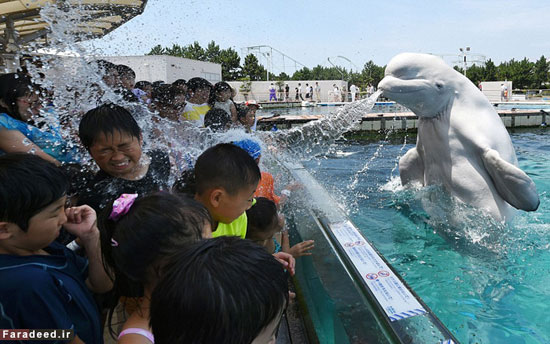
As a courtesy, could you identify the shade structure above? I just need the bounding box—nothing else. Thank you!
[0,0,148,54]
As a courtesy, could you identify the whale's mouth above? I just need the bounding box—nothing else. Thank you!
[378,75,431,96]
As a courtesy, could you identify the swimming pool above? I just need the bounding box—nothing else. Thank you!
[257,102,410,117]
[302,128,549,343]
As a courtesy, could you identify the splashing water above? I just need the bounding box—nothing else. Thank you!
[259,91,382,161]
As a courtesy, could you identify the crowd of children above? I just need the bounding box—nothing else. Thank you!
[0,61,314,343]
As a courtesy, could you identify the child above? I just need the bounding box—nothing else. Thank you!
[100,192,212,344]
[150,236,289,344]
[193,143,261,239]
[209,81,237,122]
[181,77,212,127]
[204,108,231,132]
[77,104,171,211]
[236,100,259,132]
[247,197,314,257]
[0,153,112,343]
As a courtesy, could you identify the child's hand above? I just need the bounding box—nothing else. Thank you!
[273,252,295,276]
[64,205,98,243]
[288,240,315,258]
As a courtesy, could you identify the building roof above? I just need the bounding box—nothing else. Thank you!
[0,0,148,53]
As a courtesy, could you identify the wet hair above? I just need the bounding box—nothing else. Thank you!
[78,103,141,150]
[194,143,260,196]
[152,84,178,107]
[116,64,136,79]
[0,154,68,231]
[94,60,117,75]
[0,72,38,121]
[99,192,212,335]
[172,79,186,87]
[246,197,279,238]
[186,77,212,92]
[135,80,152,91]
[203,108,230,132]
[208,81,232,106]
[150,236,289,344]
[152,80,165,87]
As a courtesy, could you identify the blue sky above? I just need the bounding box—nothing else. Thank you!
[85,0,550,73]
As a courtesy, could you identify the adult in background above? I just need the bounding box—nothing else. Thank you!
[349,84,358,102]
[315,82,321,102]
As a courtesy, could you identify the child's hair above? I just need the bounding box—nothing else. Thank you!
[94,59,117,75]
[150,236,289,344]
[246,197,279,237]
[204,108,230,132]
[152,84,178,107]
[0,73,38,121]
[135,80,152,91]
[208,81,232,106]
[78,103,141,149]
[186,77,212,92]
[172,79,186,88]
[99,192,212,336]
[115,64,136,79]
[194,143,260,196]
[0,153,68,231]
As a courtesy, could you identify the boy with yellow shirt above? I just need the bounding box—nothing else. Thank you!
[193,143,260,238]
[181,77,212,127]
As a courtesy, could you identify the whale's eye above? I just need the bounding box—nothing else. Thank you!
[435,82,444,90]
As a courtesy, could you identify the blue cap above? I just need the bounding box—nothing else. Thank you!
[233,139,261,160]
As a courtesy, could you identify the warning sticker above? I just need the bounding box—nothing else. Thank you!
[330,220,426,322]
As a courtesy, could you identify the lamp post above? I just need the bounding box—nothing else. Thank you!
[459,47,470,76]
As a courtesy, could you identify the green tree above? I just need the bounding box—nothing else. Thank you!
[219,47,241,81]
[532,55,549,88]
[292,67,313,80]
[181,41,206,60]
[204,41,221,63]
[147,44,165,55]
[361,60,385,87]
[484,59,497,81]
[241,54,266,81]
[164,43,185,57]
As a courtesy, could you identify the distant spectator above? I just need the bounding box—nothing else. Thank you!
[269,83,277,102]
[298,83,304,100]
[181,77,212,127]
[285,83,290,101]
[305,83,310,100]
[315,82,321,101]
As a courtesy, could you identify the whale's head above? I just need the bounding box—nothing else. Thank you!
[379,53,461,118]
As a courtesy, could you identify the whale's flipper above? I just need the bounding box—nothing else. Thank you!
[481,148,540,211]
[399,147,425,186]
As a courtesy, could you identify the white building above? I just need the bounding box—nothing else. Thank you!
[102,55,221,83]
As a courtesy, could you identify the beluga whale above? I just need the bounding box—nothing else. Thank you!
[378,53,539,222]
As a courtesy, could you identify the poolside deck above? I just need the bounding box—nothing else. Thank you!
[257,109,548,131]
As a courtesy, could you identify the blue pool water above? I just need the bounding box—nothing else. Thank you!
[302,129,549,344]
